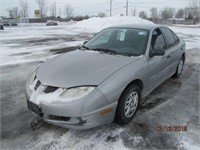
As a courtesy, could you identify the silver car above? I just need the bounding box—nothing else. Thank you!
[25,24,185,129]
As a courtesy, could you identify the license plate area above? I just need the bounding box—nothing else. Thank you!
[27,101,43,117]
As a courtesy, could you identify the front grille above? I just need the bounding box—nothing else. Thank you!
[44,86,58,93]
[27,101,43,117]
[49,115,70,121]
[34,80,41,90]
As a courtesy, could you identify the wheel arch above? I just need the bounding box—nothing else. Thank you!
[114,79,143,124]
[119,79,143,100]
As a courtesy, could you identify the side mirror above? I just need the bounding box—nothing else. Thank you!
[149,49,165,57]
[83,41,88,45]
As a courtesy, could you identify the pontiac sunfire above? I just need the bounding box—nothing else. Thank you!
[25,24,185,129]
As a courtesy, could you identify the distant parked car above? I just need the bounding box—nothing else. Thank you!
[3,22,10,26]
[0,24,3,30]
[10,22,18,26]
[46,21,58,26]
[26,24,185,129]
[3,22,17,26]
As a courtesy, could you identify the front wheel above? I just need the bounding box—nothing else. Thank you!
[115,84,141,124]
[173,57,184,78]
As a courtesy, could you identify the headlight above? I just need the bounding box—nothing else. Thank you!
[61,87,95,101]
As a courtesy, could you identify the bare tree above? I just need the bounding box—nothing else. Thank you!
[139,11,148,19]
[19,0,28,18]
[189,0,200,23]
[50,2,56,18]
[7,7,22,19]
[184,7,194,20]
[175,9,184,19]
[35,0,48,18]
[160,7,175,20]
[150,7,158,20]
[98,12,106,18]
[7,8,14,18]
[64,4,74,19]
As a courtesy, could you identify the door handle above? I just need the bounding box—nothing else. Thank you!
[167,55,171,59]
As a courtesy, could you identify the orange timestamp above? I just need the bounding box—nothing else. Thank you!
[155,126,187,132]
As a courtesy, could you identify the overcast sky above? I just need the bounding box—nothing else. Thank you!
[0,0,192,18]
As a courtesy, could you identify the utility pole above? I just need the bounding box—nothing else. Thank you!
[126,0,129,16]
[59,8,61,18]
[54,2,56,18]
[110,0,113,17]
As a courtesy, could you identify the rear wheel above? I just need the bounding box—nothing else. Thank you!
[174,57,184,78]
[115,84,141,124]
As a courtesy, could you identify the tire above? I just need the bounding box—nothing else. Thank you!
[173,57,184,78]
[115,84,141,124]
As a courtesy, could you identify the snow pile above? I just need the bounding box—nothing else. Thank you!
[74,15,154,32]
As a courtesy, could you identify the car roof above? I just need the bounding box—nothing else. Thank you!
[109,24,161,30]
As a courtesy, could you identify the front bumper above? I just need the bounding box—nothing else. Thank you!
[25,85,117,130]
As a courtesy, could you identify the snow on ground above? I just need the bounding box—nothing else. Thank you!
[0,16,200,150]
[48,127,127,150]
[1,16,199,67]
[74,15,154,32]
[0,16,154,66]
[170,26,200,50]
[0,25,87,66]
[178,138,200,150]
[174,23,200,28]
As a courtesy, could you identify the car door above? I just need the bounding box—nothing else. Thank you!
[147,28,171,91]
[160,27,182,75]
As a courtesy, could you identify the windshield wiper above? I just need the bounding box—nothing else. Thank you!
[92,48,134,56]
[81,45,89,50]
[92,48,117,54]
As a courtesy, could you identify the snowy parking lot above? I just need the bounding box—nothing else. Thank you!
[0,17,200,149]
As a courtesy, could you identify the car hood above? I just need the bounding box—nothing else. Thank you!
[37,50,138,88]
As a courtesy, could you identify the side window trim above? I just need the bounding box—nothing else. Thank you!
[158,27,168,50]
[171,30,180,44]
[160,27,170,49]
[150,28,167,52]
[160,27,178,49]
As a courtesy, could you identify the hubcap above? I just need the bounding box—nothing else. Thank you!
[124,91,139,118]
[178,59,183,75]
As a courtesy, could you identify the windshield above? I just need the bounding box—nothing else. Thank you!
[83,27,149,56]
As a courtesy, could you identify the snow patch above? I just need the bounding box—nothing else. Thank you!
[178,138,200,150]
[128,136,144,146]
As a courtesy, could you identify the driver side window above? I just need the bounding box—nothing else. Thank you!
[151,28,166,50]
